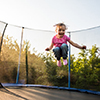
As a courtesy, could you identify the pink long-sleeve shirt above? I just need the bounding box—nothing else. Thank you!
[52,34,70,47]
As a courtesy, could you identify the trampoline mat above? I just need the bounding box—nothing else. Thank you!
[0,86,100,100]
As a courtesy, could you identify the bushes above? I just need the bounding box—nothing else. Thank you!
[0,35,100,91]
[70,45,100,90]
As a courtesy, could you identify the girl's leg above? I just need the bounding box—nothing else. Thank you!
[53,47,62,67]
[60,43,68,65]
[53,47,61,60]
[60,43,68,59]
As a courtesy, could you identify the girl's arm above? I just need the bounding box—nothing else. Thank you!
[45,42,54,51]
[68,40,86,49]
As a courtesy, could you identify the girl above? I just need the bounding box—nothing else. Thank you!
[45,23,86,67]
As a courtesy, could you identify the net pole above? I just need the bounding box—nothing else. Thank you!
[0,23,8,53]
[16,27,24,84]
[68,32,71,88]
[26,41,28,84]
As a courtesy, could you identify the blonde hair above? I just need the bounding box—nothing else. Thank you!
[53,23,67,31]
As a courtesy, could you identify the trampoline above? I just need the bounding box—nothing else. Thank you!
[0,21,100,100]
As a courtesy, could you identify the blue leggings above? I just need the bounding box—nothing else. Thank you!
[53,43,68,60]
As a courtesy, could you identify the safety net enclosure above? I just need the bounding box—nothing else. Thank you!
[0,21,100,95]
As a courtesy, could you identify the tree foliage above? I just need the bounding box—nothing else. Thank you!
[0,35,100,91]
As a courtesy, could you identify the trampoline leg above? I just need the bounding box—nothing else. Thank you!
[0,83,3,88]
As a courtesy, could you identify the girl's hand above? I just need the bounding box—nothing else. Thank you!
[45,48,50,51]
[82,46,86,49]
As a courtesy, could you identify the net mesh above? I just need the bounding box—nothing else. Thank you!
[0,21,100,91]
[71,27,100,57]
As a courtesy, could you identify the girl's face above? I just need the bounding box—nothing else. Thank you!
[56,25,66,38]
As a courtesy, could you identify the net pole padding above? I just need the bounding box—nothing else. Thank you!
[68,32,71,88]
[16,27,24,84]
[0,23,8,54]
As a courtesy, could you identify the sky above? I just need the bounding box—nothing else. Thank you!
[0,0,100,56]
[0,0,100,31]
